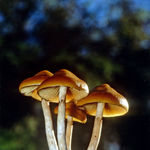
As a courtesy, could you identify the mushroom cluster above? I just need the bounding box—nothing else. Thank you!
[19,69,129,150]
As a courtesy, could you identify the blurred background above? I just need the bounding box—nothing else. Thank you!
[0,0,150,149]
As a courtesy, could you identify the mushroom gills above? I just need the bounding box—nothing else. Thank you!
[38,86,60,102]
[21,85,38,96]
[39,86,73,103]
[84,103,128,117]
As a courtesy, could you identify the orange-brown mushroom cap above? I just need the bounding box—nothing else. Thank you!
[54,101,87,123]
[37,69,89,103]
[77,84,129,117]
[19,70,53,100]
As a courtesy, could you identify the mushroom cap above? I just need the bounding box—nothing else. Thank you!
[77,84,129,117]
[54,101,87,123]
[19,70,53,100]
[37,69,89,103]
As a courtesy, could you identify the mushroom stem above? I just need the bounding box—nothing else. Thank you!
[87,103,104,150]
[66,116,73,150]
[41,99,58,150]
[57,86,67,150]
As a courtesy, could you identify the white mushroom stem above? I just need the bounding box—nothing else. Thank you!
[87,103,104,150]
[57,86,67,150]
[41,99,58,150]
[66,116,73,150]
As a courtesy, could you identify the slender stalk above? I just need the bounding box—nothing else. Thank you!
[87,103,104,150]
[57,86,67,150]
[66,116,73,150]
[41,99,58,150]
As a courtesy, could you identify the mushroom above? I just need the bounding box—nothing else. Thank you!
[19,70,58,150]
[19,70,52,99]
[37,69,89,150]
[54,101,87,150]
[76,84,129,150]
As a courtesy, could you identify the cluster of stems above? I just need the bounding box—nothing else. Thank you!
[42,86,104,150]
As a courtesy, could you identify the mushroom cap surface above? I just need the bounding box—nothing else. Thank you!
[37,69,89,103]
[19,70,53,100]
[54,101,87,123]
[77,84,129,117]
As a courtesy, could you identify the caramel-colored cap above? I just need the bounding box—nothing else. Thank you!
[19,70,53,100]
[77,84,129,117]
[54,101,87,123]
[37,69,89,103]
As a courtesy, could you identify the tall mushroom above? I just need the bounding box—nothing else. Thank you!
[19,70,59,150]
[76,84,129,150]
[54,101,87,150]
[19,70,52,99]
[37,69,89,150]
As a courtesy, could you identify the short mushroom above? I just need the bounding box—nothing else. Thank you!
[19,70,58,150]
[54,101,87,150]
[76,84,129,150]
[37,69,89,150]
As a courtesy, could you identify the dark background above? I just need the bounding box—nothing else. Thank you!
[0,0,150,150]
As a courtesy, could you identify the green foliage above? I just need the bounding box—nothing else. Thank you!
[0,117,38,150]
